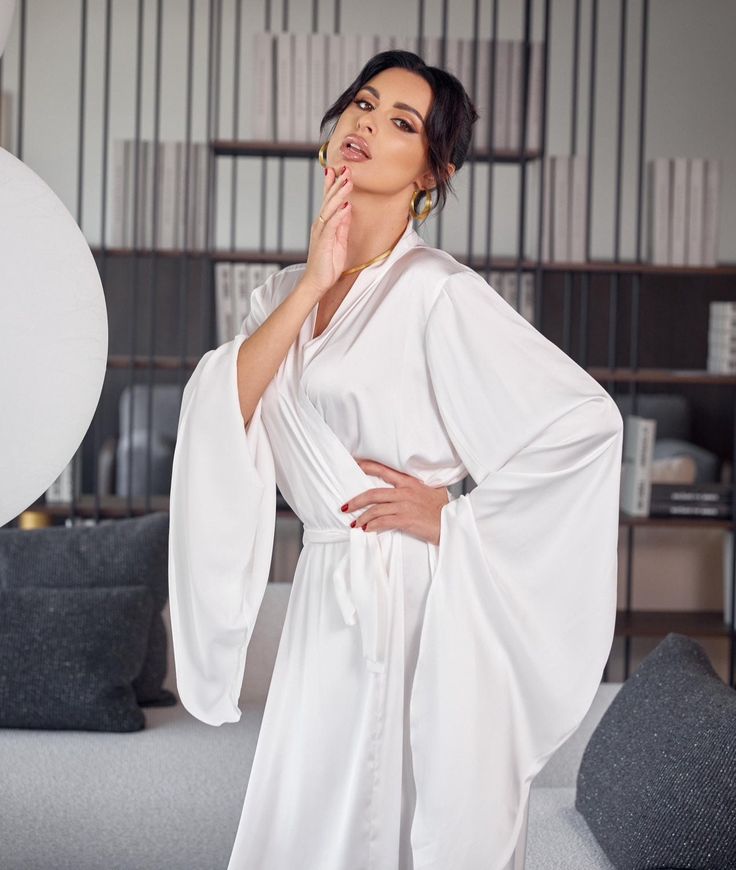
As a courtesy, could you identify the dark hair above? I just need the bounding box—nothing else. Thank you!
[319,50,479,217]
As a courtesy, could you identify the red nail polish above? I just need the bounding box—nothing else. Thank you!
[324,167,328,175]
[350,520,356,528]
[342,201,349,209]
[340,503,348,512]
[361,524,367,531]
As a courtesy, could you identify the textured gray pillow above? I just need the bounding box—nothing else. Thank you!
[0,511,174,706]
[0,586,152,731]
[576,632,736,869]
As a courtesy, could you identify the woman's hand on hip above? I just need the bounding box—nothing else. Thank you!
[339,458,450,546]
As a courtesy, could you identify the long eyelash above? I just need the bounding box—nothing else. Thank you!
[353,98,415,132]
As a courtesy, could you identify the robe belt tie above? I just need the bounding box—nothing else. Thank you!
[301,526,389,674]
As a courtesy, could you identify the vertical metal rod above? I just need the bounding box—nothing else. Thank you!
[436,0,448,249]
[176,0,196,400]
[515,0,531,320]
[93,0,113,524]
[126,0,145,517]
[481,0,498,275]
[144,0,163,515]
[259,0,271,252]
[533,0,551,395]
[70,0,89,524]
[230,0,243,252]
[16,0,25,160]
[204,0,217,350]
[464,0,480,266]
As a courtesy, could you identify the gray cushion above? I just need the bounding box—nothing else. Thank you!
[0,586,152,731]
[576,632,736,869]
[0,512,174,706]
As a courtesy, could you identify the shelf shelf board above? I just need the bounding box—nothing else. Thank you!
[88,244,736,277]
[25,495,295,520]
[614,609,732,637]
[90,246,211,259]
[619,511,733,529]
[210,138,542,163]
[107,354,200,371]
[590,367,736,385]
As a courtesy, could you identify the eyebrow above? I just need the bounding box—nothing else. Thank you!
[360,85,425,126]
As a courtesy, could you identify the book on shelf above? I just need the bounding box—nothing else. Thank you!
[707,302,736,374]
[620,414,657,516]
[0,89,12,151]
[44,454,83,504]
[526,155,588,263]
[110,139,208,250]
[214,261,281,344]
[649,482,733,519]
[252,31,544,151]
[489,270,535,325]
[646,157,721,267]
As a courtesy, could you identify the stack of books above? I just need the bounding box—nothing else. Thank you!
[707,301,736,374]
[0,89,12,151]
[487,271,536,324]
[527,155,589,263]
[252,32,545,152]
[646,157,721,266]
[214,262,281,345]
[110,140,209,250]
[620,414,657,517]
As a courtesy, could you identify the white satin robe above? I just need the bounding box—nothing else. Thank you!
[168,213,624,870]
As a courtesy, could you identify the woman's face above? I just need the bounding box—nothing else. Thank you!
[328,67,440,199]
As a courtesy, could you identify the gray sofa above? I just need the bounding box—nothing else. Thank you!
[0,580,619,870]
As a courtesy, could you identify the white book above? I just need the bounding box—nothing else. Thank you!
[500,272,518,310]
[197,142,210,250]
[670,157,688,265]
[473,38,490,151]
[173,141,184,249]
[570,155,588,262]
[525,42,543,152]
[493,41,510,150]
[0,89,13,151]
[686,157,705,266]
[159,141,177,249]
[341,34,362,103]
[293,33,310,142]
[253,32,275,140]
[131,140,147,248]
[146,140,156,247]
[707,352,736,374]
[703,158,721,267]
[553,154,569,262]
[375,33,393,55]
[275,32,293,142]
[124,140,134,247]
[309,33,328,142]
[508,41,522,152]
[45,454,82,504]
[420,35,441,68]
[232,263,251,330]
[359,33,379,70]
[709,335,736,356]
[647,158,671,265]
[620,415,657,517]
[443,36,462,80]
[520,272,535,325]
[214,262,235,344]
[111,139,126,247]
[710,301,736,315]
[460,36,475,99]
[327,34,344,107]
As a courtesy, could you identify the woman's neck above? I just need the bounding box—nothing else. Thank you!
[341,196,411,272]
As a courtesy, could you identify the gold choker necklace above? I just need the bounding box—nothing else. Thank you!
[339,226,406,277]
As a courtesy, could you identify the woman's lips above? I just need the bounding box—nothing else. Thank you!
[339,141,370,162]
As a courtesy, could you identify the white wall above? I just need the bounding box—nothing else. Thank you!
[1,0,733,261]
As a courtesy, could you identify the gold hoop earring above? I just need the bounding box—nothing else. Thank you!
[318,141,329,167]
[409,188,433,223]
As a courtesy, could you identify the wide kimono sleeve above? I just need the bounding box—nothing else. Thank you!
[408,269,624,870]
[167,276,277,726]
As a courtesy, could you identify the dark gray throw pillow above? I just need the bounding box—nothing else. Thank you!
[0,586,153,731]
[576,632,736,869]
[0,511,174,706]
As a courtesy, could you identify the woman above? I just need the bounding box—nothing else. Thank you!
[168,50,623,870]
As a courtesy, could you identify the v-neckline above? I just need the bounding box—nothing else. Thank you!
[303,215,419,349]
